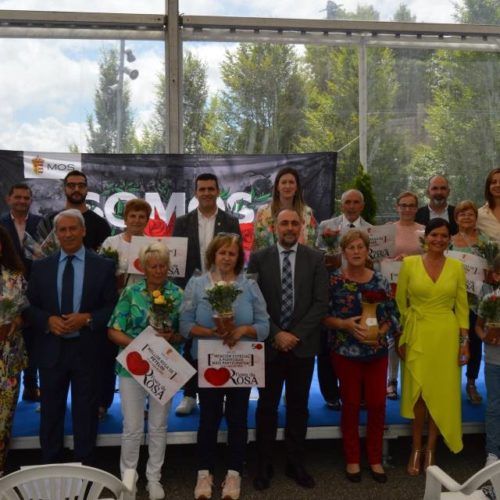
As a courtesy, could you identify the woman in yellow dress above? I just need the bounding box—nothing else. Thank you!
[396,218,469,476]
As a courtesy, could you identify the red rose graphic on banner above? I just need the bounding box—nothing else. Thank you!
[145,208,175,237]
[239,222,254,262]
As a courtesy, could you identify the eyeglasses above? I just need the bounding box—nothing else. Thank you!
[65,182,87,190]
[398,204,417,209]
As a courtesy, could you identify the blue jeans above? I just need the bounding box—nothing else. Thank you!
[485,363,500,457]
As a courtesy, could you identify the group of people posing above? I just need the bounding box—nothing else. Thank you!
[0,166,499,500]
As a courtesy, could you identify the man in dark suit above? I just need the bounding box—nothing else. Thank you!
[0,183,42,401]
[248,208,329,490]
[27,209,117,464]
[173,172,241,415]
[415,174,458,234]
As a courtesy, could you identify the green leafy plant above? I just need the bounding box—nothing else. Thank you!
[205,281,242,315]
[352,165,377,225]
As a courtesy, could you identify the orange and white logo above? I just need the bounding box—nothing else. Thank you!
[31,156,44,175]
[23,152,82,180]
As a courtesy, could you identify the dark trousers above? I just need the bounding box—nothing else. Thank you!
[197,387,251,473]
[317,328,339,402]
[182,338,198,398]
[466,310,482,381]
[256,352,315,465]
[21,325,38,390]
[98,339,118,409]
[333,352,388,465]
[39,339,99,465]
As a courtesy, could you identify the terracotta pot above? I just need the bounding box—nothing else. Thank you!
[360,301,381,345]
[485,323,500,343]
[325,253,342,270]
[0,323,11,342]
[213,313,235,335]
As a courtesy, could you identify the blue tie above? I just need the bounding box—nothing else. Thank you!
[61,255,74,315]
[280,250,293,330]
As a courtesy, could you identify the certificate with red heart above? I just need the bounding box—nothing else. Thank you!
[117,326,196,404]
[197,339,265,388]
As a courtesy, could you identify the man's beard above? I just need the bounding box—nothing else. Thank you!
[431,196,447,207]
[66,193,86,205]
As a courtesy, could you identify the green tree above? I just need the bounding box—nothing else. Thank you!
[392,3,417,22]
[137,51,209,153]
[87,48,136,153]
[208,43,306,154]
[455,0,500,23]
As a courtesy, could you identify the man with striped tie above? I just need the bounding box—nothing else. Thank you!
[248,209,328,491]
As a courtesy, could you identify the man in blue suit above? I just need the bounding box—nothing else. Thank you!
[27,209,117,464]
[0,183,42,401]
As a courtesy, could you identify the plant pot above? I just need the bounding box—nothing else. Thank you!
[213,313,235,336]
[360,301,381,345]
[485,322,500,343]
[149,314,172,332]
[0,323,11,342]
[325,252,342,270]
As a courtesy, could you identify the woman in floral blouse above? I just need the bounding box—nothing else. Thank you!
[108,242,183,500]
[323,229,399,484]
[252,167,317,250]
[0,226,28,476]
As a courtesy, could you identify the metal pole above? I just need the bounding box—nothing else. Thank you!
[167,0,182,153]
[116,39,125,153]
[358,38,368,171]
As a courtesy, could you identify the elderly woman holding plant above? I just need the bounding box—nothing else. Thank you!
[0,226,28,477]
[323,229,399,483]
[180,233,269,500]
[108,242,183,500]
[475,254,500,467]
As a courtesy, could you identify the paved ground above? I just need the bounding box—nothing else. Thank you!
[6,433,488,499]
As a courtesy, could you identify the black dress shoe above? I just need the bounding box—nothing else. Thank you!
[285,463,315,489]
[345,470,362,483]
[253,464,273,491]
[326,398,342,411]
[369,468,388,483]
[22,387,41,402]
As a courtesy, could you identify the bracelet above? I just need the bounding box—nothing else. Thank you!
[459,336,469,347]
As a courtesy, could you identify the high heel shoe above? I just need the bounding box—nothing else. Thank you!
[407,449,423,476]
[424,449,435,470]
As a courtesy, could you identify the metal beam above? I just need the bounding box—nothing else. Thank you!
[358,40,368,170]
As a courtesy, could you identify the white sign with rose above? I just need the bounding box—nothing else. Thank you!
[197,339,265,388]
[127,236,188,277]
[117,326,196,405]
[445,250,488,296]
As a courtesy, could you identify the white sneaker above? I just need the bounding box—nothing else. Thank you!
[485,453,499,467]
[221,470,241,500]
[175,396,197,415]
[146,481,165,500]
[194,470,213,499]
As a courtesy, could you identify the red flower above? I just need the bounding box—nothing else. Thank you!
[361,290,388,303]
[144,208,175,237]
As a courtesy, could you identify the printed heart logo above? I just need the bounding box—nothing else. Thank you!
[204,367,231,387]
[252,343,263,350]
[133,258,143,273]
[126,351,150,376]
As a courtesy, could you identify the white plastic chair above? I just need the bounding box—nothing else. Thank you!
[424,461,500,499]
[0,463,137,500]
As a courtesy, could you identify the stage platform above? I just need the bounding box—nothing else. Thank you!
[11,366,486,450]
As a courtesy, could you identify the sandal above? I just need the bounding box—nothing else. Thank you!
[407,448,423,476]
[387,380,398,400]
[466,382,482,405]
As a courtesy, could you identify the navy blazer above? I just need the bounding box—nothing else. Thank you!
[247,244,329,360]
[27,249,117,369]
[173,209,241,289]
[0,212,42,274]
[415,205,458,235]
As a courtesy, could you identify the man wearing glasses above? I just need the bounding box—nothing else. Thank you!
[37,170,111,251]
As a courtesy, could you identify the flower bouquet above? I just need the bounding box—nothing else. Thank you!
[149,290,176,331]
[99,246,120,266]
[322,228,342,269]
[477,240,499,284]
[39,230,60,257]
[205,281,242,335]
[478,289,500,342]
[359,289,389,345]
